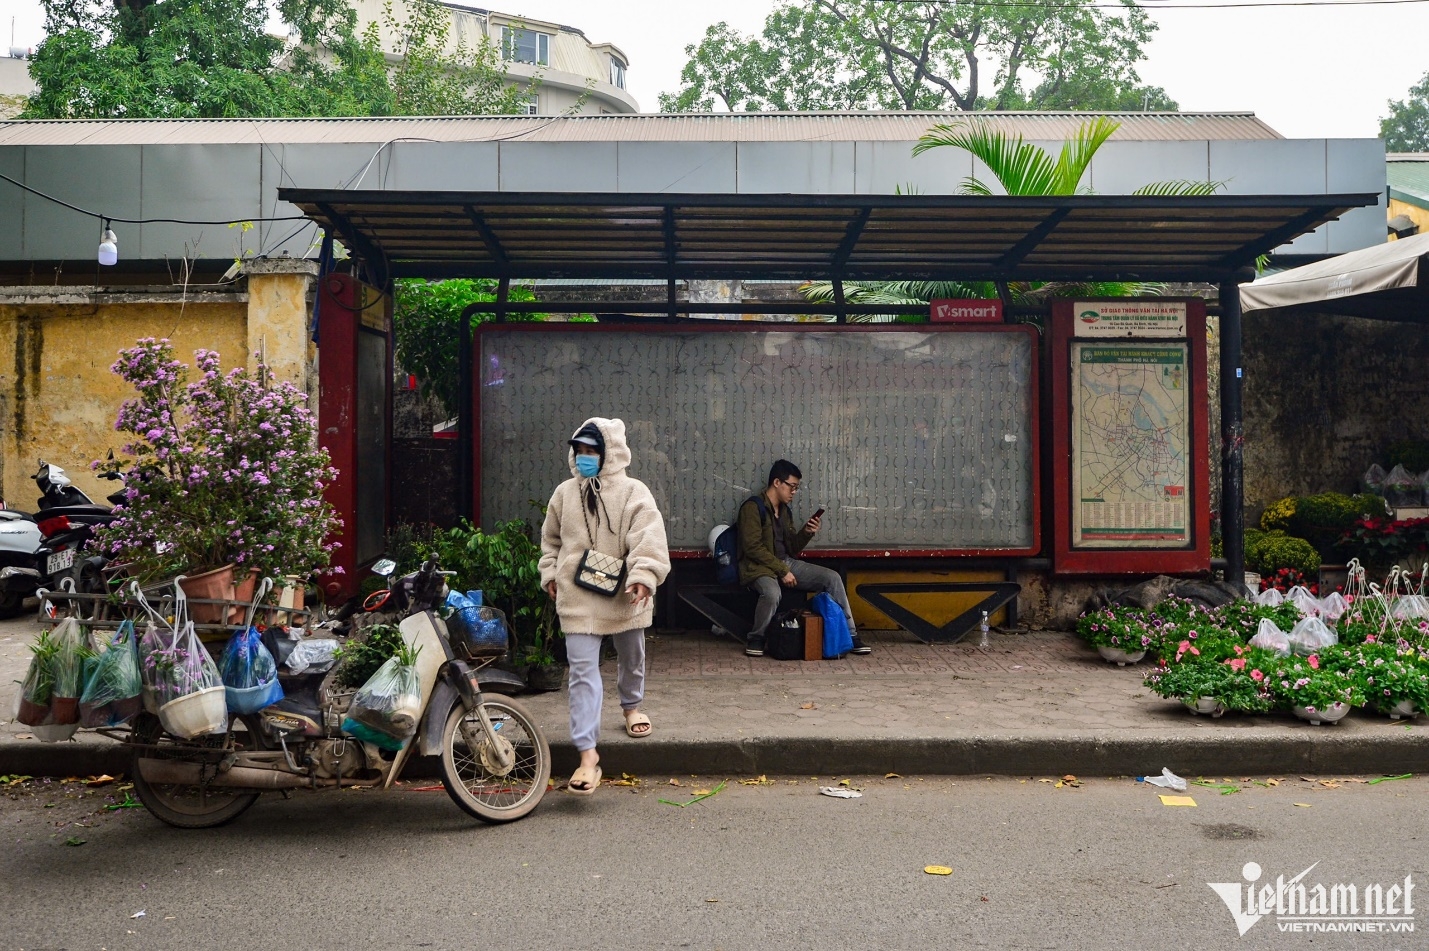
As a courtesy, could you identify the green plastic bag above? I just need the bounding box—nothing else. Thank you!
[80,620,143,728]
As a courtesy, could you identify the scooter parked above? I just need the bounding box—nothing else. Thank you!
[0,507,41,618]
[28,460,126,606]
[126,559,551,828]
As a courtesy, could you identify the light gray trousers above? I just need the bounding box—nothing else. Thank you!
[749,559,858,638]
[565,629,645,752]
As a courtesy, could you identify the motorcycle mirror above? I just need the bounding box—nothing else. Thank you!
[48,467,71,488]
[371,558,397,578]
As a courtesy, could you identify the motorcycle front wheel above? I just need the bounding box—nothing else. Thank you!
[129,712,264,829]
[439,696,550,823]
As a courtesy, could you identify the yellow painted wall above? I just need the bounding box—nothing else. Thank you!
[847,568,1011,630]
[0,301,248,508]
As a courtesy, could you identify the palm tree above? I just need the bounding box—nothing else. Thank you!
[801,117,1221,318]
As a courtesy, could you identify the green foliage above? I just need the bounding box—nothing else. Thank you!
[25,0,533,119]
[1340,517,1429,572]
[1245,529,1321,576]
[1382,71,1429,152]
[1347,640,1429,712]
[1388,439,1429,475]
[1143,650,1275,713]
[1259,497,1297,533]
[383,522,441,575]
[1266,656,1364,712]
[1289,493,1387,557]
[1075,605,1159,653]
[392,279,543,418]
[417,518,552,657]
[1216,600,1302,639]
[336,623,405,689]
[659,2,1172,113]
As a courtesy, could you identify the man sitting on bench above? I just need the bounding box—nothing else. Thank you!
[737,459,870,658]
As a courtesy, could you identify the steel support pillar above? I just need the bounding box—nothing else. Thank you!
[1218,279,1245,589]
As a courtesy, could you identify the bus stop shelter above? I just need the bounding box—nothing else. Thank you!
[282,186,1378,591]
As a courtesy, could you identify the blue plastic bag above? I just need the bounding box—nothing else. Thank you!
[445,591,508,653]
[220,626,284,714]
[465,589,483,606]
[811,593,854,659]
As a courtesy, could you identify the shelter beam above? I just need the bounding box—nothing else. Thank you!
[316,202,388,289]
[1219,206,1334,268]
[996,207,1071,268]
[1219,279,1246,590]
[464,206,509,268]
[832,208,872,270]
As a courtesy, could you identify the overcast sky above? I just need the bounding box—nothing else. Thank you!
[7,0,1427,140]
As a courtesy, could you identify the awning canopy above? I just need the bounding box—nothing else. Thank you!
[1240,231,1429,321]
[278,189,1376,285]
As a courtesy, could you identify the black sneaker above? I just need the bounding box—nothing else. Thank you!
[744,636,766,657]
[849,636,872,655]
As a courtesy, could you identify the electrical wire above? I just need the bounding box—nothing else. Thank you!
[0,171,312,225]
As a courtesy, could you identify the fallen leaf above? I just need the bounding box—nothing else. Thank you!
[838,778,851,787]
[705,899,718,903]
[85,775,116,787]
[1319,780,1341,789]
[1266,778,1281,786]
[163,917,176,921]
[64,836,86,846]
[14,734,34,741]
[1063,775,1078,782]
[667,778,682,787]
[885,772,902,779]
[1054,781,1064,788]
[739,775,773,786]
[1037,778,1054,784]
[800,702,817,710]
[693,788,711,796]
[924,865,953,876]
[980,896,990,902]
[1293,802,1313,807]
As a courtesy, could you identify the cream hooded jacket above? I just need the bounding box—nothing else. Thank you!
[539,417,670,636]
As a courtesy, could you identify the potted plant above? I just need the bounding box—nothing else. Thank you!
[95,339,341,621]
[1075,607,1159,665]
[1346,641,1429,719]
[521,600,565,692]
[1143,649,1274,717]
[1268,656,1364,725]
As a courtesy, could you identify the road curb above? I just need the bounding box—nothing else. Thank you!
[11,731,1424,781]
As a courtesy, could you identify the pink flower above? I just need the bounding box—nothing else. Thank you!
[1250,669,1265,682]
[1307,655,1320,670]
[1228,658,1246,671]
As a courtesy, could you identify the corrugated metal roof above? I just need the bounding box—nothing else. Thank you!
[0,111,1283,147]
[1388,155,1429,208]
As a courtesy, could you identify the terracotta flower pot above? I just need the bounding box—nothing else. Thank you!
[179,565,237,624]
[49,696,80,725]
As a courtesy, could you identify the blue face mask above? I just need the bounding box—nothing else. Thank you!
[575,454,601,478]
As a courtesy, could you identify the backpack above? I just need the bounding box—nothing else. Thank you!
[711,495,768,586]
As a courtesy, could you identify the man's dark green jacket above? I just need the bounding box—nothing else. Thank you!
[736,495,813,586]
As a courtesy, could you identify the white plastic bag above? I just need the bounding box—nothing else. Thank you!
[1249,618,1292,655]
[1286,586,1321,617]
[1392,595,1429,620]
[1141,768,1187,791]
[1286,616,1337,656]
[1254,587,1285,607]
[284,638,340,675]
[1318,592,1349,621]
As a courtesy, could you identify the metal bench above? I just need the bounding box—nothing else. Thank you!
[853,581,1022,645]
[676,584,809,645]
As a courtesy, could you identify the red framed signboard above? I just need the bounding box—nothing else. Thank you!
[474,322,1041,559]
[1049,299,1210,575]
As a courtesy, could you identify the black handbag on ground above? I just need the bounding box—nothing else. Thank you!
[766,610,805,661]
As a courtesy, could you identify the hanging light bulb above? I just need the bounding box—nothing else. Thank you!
[97,221,118,266]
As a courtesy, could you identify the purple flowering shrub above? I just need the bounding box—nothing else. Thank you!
[94,338,341,582]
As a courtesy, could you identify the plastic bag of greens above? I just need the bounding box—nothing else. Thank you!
[49,617,97,725]
[342,645,422,746]
[1385,464,1422,508]
[1254,587,1284,607]
[1286,616,1338,656]
[137,621,169,714]
[1286,586,1321,617]
[16,629,63,726]
[79,620,143,728]
[1248,618,1292,656]
[1363,463,1387,496]
[220,626,284,714]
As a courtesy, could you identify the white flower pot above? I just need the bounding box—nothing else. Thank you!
[1097,646,1146,667]
[1293,701,1351,726]
[31,722,80,743]
[158,686,228,739]
[1377,699,1418,720]
[1185,696,1226,718]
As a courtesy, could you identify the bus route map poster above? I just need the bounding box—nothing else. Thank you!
[1070,342,1191,549]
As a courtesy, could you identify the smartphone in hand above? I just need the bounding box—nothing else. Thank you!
[811,508,826,520]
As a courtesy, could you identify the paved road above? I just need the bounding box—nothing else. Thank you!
[4,772,1427,950]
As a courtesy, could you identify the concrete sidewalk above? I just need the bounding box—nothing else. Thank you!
[3,615,1427,779]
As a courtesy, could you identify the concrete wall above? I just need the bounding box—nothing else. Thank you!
[0,263,317,507]
[1241,309,1429,515]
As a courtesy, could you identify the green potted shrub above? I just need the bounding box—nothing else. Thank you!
[1267,655,1364,725]
[1143,648,1274,717]
[1075,606,1159,665]
[1346,641,1429,719]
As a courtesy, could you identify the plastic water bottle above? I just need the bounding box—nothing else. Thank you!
[978,610,990,648]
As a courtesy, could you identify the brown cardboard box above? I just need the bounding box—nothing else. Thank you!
[803,612,823,661]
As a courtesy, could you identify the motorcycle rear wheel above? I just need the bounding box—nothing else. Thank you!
[439,696,550,823]
[129,712,264,829]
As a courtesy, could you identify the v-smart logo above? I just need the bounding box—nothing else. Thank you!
[1209,862,1416,936]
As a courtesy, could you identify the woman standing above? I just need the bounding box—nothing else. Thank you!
[539,417,670,795]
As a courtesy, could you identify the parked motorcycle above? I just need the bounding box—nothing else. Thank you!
[126,559,551,828]
[0,506,41,618]
[27,460,126,608]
